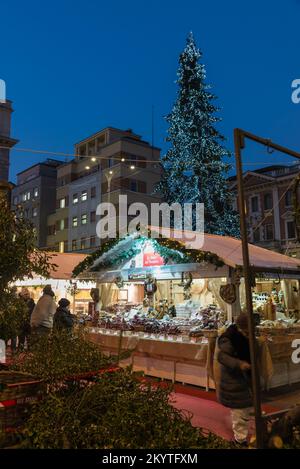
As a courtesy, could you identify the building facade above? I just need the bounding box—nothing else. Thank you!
[46,127,162,252]
[0,100,18,183]
[229,164,300,257]
[11,159,63,248]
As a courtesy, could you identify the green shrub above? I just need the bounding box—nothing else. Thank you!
[20,368,230,449]
[12,329,115,385]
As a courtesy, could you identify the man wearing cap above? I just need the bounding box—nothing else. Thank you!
[54,298,74,331]
[217,313,253,447]
[30,285,56,336]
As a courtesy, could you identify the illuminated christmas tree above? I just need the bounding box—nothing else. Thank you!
[158,32,240,237]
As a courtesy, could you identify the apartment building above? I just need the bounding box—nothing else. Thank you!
[11,159,63,248]
[229,164,300,257]
[46,127,161,252]
[0,100,18,183]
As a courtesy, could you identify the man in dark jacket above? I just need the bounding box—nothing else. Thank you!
[54,298,74,331]
[217,313,253,446]
[18,287,35,350]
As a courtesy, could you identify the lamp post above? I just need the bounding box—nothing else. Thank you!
[234,128,300,449]
[105,170,114,220]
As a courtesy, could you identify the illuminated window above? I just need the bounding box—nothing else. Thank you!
[81,191,87,202]
[73,194,78,204]
[81,214,87,225]
[72,217,78,227]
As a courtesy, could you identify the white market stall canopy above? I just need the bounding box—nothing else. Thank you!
[74,228,300,282]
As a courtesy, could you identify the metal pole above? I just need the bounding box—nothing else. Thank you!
[234,128,264,448]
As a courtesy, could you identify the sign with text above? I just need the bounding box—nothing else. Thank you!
[143,251,164,267]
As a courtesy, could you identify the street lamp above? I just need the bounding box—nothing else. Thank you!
[105,170,114,220]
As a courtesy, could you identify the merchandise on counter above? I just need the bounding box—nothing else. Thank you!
[264,298,276,321]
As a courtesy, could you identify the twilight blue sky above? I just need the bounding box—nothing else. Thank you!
[1,0,300,182]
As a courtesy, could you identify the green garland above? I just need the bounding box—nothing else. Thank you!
[72,232,224,277]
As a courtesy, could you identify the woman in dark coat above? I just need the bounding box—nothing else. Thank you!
[53,298,74,331]
[217,313,253,446]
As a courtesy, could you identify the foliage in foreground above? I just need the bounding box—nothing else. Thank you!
[12,329,115,385]
[20,368,230,449]
[0,197,53,340]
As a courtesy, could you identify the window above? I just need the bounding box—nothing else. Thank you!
[48,225,56,236]
[81,190,88,202]
[81,214,87,225]
[59,219,65,231]
[22,193,27,202]
[285,190,293,207]
[13,196,18,205]
[287,221,296,239]
[130,180,137,192]
[73,194,78,204]
[251,196,259,213]
[64,240,68,252]
[27,191,31,200]
[59,241,65,253]
[60,198,66,209]
[265,224,274,241]
[90,211,96,223]
[91,186,96,198]
[264,193,273,210]
[32,207,38,217]
[80,238,86,250]
[34,187,39,197]
[72,217,78,227]
[90,236,96,247]
[253,228,260,242]
[72,239,77,251]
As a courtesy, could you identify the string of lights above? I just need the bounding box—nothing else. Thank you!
[1,144,300,167]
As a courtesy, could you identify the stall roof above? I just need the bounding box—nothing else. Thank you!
[47,252,87,279]
[156,227,300,272]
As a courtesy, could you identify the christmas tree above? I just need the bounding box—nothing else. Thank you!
[157,32,240,237]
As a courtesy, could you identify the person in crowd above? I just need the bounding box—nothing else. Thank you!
[30,285,56,337]
[53,298,74,331]
[18,287,35,350]
[217,313,253,447]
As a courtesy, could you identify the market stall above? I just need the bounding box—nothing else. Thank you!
[74,228,300,389]
[14,252,96,315]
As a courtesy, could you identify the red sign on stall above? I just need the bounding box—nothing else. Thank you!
[143,252,164,267]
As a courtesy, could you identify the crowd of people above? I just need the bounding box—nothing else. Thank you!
[10,284,75,352]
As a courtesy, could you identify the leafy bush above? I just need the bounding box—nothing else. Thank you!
[0,290,27,341]
[20,368,230,449]
[12,329,115,385]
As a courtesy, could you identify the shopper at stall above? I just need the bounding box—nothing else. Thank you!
[54,298,74,331]
[30,285,56,337]
[18,287,35,350]
[217,313,253,447]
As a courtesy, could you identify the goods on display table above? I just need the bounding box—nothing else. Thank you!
[94,301,227,341]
